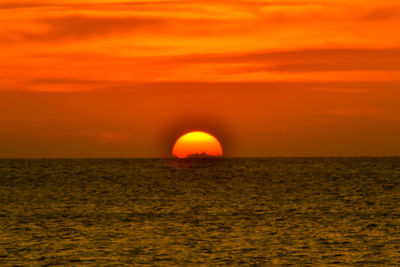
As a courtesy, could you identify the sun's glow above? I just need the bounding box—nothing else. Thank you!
[172,131,223,158]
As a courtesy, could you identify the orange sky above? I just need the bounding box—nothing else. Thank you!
[1,0,400,157]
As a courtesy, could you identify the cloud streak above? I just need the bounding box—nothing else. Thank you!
[23,15,165,41]
[1,48,399,92]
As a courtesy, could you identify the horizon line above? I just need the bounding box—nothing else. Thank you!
[1,155,400,160]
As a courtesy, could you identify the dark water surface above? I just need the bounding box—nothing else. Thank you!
[1,158,400,266]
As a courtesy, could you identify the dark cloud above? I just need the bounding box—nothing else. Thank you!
[23,15,164,41]
[265,61,400,72]
[172,48,400,72]
[174,48,400,63]
[363,6,400,21]
[0,3,48,9]
[18,13,236,42]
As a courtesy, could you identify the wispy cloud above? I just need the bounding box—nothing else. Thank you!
[1,1,400,88]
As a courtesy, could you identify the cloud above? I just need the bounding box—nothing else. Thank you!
[94,80,400,93]
[17,12,248,42]
[172,48,400,72]
[363,6,400,21]
[0,3,46,9]
[0,0,323,10]
[266,61,400,72]
[6,79,400,93]
[21,78,135,92]
[7,0,338,42]
[22,15,164,41]
[1,47,399,93]
[174,48,400,63]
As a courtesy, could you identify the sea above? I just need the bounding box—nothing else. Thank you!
[1,158,399,266]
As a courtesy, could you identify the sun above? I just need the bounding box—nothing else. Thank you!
[172,131,223,158]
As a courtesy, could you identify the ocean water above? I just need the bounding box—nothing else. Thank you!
[1,158,400,266]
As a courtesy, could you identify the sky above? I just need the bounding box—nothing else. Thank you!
[0,0,400,157]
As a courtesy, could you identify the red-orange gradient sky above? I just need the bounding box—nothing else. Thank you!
[1,0,400,157]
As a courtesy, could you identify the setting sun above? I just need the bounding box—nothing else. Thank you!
[172,131,223,158]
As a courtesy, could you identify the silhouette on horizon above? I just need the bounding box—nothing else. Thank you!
[186,152,221,158]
